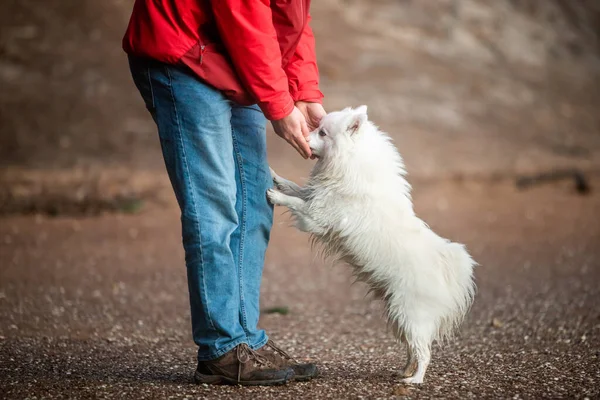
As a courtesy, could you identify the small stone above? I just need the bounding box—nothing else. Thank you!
[393,385,412,396]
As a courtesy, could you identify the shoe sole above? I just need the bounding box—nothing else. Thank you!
[292,366,319,382]
[194,371,293,386]
[293,375,315,382]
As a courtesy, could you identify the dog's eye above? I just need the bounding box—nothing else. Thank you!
[318,130,327,137]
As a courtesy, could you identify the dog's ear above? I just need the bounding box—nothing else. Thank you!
[355,105,368,115]
[347,105,368,135]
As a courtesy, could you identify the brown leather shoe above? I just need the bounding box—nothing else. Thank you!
[257,340,319,382]
[194,343,295,386]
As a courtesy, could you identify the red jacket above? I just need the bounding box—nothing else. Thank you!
[123,0,323,120]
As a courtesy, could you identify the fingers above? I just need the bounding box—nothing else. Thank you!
[294,134,311,159]
[307,119,319,132]
[300,118,310,139]
[288,137,308,159]
[271,106,312,159]
[306,103,327,131]
[287,117,310,159]
[296,119,312,158]
[291,132,311,159]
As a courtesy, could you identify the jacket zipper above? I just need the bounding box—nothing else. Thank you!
[200,45,206,64]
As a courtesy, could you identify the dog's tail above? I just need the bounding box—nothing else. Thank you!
[437,242,477,341]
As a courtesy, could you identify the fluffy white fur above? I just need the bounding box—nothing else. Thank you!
[267,106,476,384]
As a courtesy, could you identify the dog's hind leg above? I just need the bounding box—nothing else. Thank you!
[401,341,431,384]
[401,344,417,378]
[270,168,305,197]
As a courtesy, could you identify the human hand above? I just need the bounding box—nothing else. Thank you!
[295,101,326,131]
[271,106,312,159]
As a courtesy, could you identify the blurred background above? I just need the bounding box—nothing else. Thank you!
[1,1,599,398]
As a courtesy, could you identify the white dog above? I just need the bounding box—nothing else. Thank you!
[267,106,476,384]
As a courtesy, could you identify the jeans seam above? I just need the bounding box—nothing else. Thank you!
[165,66,218,334]
[231,130,249,336]
[146,67,155,109]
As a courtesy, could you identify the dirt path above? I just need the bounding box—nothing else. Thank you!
[1,179,599,399]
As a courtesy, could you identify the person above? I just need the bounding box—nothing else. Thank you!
[123,0,325,386]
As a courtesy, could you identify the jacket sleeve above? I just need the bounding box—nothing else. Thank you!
[284,14,324,104]
[210,1,295,120]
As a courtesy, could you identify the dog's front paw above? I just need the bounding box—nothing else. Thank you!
[269,168,284,190]
[269,167,278,180]
[266,188,283,205]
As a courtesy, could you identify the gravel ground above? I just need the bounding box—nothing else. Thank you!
[1,178,599,399]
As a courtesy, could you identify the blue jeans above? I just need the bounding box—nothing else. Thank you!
[128,56,273,361]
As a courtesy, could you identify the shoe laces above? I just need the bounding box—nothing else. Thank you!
[236,344,271,382]
[266,339,296,362]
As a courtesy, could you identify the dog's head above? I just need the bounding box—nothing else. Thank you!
[309,105,369,159]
